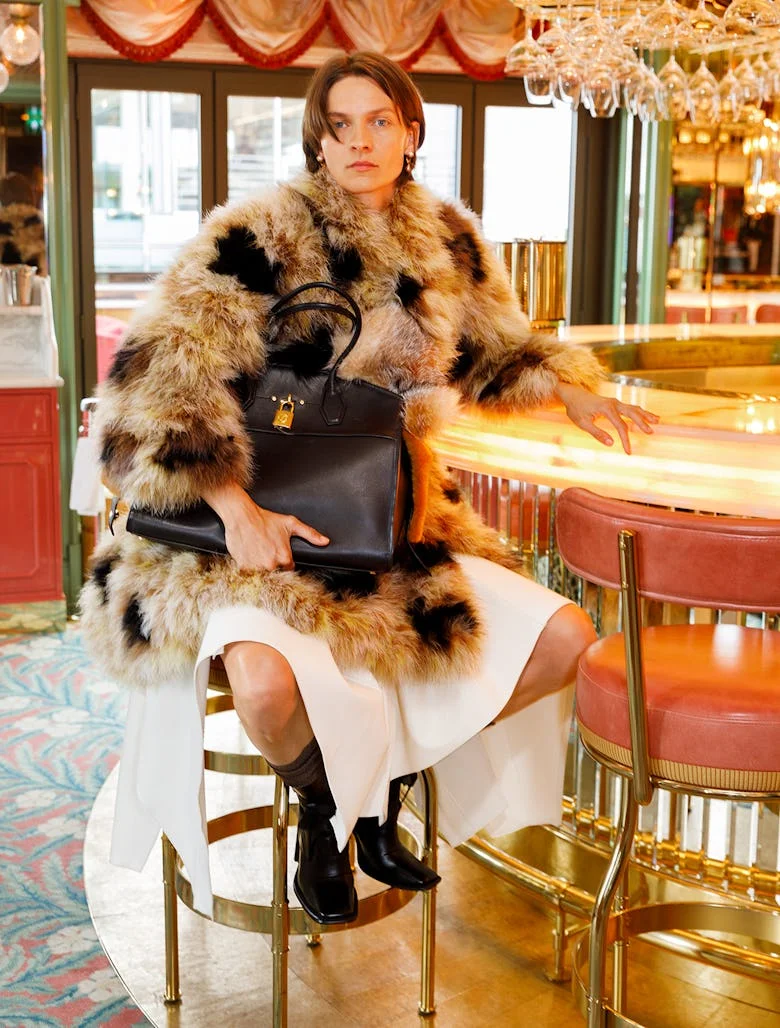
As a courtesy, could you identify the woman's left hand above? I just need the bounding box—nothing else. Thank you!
[554,382,659,455]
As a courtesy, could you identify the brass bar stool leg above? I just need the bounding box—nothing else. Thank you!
[588,784,637,1028]
[612,871,629,1013]
[272,777,290,1028]
[419,769,438,1017]
[161,833,181,1005]
[548,901,568,983]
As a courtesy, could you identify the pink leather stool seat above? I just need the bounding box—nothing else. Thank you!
[577,624,780,792]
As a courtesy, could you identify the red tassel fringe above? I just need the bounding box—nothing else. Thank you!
[78,1,510,81]
[80,0,206,63]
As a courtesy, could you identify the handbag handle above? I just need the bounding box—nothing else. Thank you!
[269,281,363,425]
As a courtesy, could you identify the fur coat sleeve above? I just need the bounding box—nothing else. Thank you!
[94,196,289,512]
[438,199,603,412]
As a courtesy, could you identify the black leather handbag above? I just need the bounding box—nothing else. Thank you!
[124,282,409,572]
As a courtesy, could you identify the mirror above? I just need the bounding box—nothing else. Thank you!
[0,2,44,287]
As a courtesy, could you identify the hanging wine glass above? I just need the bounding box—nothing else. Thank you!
[724,0,780,36]
[554,48,584,109]
[536,0,570,56]
[623,55,648,116]
[637,66,666,123]
[767,48,780,99]
[525,55,556,106]
[584,57,620,118]
[505,8,549,77]
[658,54,690,121]
[718,65,745,122]
[685,0,720,42]
[688,60,721,126]
[644,0,685,47]
[735,55,763,105]
[620,2,655,50]
[752,53,771,103]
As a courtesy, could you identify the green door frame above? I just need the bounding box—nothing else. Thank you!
[39,0,81,611]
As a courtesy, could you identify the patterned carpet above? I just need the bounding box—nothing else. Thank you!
[0,626,148,1026]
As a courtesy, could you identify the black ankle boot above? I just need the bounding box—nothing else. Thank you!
[292,774,358,925]
[352,774,441,892]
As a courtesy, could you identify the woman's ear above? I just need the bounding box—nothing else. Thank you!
[407,120,420,153]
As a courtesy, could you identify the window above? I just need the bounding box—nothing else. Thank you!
[480,105,574,243]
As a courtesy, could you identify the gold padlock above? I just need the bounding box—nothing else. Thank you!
[272,395,296,430]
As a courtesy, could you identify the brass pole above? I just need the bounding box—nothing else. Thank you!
[612,869,629,1013]
[704,136,721,325]
[587,785,638,1028]
[618,530,652,806]
[271,777,289,1028]
[419,769,438,1017]
[161,834,181,1004]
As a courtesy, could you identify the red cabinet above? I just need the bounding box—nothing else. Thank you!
[0,388,63,602]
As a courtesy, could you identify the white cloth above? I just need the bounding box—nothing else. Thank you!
[68,436,105,515]
[110,555,573,918]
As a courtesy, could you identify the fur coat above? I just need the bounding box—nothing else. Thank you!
[0,203,46,273]
[79,170,602,689]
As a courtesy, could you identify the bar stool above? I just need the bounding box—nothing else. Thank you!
[755,303,780,323]
[162,657,438,1026]
[555,488,780,1028]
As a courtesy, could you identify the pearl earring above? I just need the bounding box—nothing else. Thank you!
[404,152,413,171]
[317,153,324,164]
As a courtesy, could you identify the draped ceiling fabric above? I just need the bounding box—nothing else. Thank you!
[72,1,522,79]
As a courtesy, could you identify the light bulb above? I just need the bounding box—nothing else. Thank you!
[0,21,41,66]
[0,64,9,95]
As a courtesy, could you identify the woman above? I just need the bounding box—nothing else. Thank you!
[81,53,657,925]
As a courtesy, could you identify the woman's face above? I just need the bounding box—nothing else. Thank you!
[319,75,417,212]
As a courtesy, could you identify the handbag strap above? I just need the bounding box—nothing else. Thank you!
[269,281,363,425]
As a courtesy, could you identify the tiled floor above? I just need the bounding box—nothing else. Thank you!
[0,599,67,634]
[84,711,780,1027]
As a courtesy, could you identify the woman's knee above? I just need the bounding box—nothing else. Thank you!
[546,603,597,666]
[222,642,300,741]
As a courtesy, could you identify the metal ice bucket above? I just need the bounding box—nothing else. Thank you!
[3,264,37,305]
[495,240,567,330]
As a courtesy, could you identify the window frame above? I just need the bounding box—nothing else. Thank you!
[73,60,215,396]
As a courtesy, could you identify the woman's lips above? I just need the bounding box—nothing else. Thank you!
[348,162,377,170]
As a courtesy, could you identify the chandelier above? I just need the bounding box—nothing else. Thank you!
[0,4,42,95]
[506,1,780,122]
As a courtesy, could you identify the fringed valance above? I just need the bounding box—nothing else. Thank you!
[75,1,521,80]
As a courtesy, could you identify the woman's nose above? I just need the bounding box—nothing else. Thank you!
[349,125,370,151]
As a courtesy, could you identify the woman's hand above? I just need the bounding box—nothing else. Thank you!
[202,482,329,571]
[554,382,659,455]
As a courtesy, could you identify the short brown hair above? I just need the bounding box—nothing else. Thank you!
[302,52,425,184]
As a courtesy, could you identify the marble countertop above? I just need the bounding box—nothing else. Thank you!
[435,372,780,519]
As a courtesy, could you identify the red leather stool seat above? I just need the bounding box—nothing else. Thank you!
[577,624,780,792]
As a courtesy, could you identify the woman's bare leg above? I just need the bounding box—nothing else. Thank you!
[495,604,596,722]
[222,640,313,765]
[222,641,357,923]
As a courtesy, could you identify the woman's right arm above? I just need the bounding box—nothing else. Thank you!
[202,482,328,572]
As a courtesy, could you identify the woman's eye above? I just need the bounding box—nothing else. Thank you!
[375,118,389,127]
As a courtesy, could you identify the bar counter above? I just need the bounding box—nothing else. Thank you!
[436,324,780,519]
[431,324,780,1006]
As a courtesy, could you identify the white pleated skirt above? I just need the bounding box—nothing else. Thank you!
[110,555,574,917]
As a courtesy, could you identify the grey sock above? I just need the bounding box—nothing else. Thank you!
[267,736,324,791]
